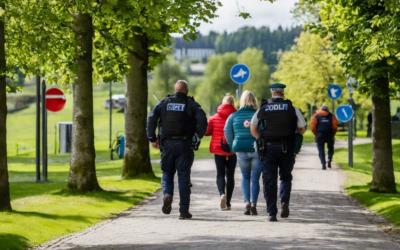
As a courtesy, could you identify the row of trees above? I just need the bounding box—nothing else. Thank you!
[173,26,303,69]
[149,48,270,116]
[197,48,270,115]
[273,31,371,122]
[267,0,399,193]
[215,26,303,68]
[0,0,221,211]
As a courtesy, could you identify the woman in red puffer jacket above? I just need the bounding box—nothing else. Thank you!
[205,93,237,211]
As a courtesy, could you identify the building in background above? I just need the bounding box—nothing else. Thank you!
[173,47,215,62]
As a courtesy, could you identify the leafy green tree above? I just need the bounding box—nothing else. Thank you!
[266,0,398,193]
[149,56,188,108]
[7,0,103,191]
[0,0,11,211]
[97,0,219,179]
[273,31,347,115]
[196,52,238,115]
[273,31,371,124]
[308,0,399,193]
[238,48,271,102]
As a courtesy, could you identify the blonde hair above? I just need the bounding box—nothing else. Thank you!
[240,90,259,109]
[222,93,235,106]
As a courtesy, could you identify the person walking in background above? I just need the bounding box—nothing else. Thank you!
[224,91,262,215]
[310,105,338,170]
[205,94,237,211]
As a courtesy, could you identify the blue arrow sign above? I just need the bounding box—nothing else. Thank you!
[230,64,250,84]
[336,105,354,122]
[328,85,342,100]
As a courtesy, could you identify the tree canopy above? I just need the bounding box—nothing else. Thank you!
[273,31,347,114]
[196,48,270,115]
[149,55,188,108]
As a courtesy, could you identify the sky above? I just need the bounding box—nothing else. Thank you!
[197,0,301,35]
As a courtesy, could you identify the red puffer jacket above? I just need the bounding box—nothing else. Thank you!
[205,104,237,155]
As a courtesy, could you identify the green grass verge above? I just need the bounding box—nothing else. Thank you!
[1,158,162,250]
[3,80,213,250]
[334,140,400,227]
[303,130,368,144]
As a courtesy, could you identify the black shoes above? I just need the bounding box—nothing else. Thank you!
[250,206,258,215]
[281,202,290,218]
[322,164,327,170]
[162,194,173,214]
[328,162,332,169]
[244,200,251,215]
[179,212,192,220]
[268,214,278,222]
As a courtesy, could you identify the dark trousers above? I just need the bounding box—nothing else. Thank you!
[214,154,237,207]
[316,134,334,165]
[262,145,295,215]
[161,140,194,213]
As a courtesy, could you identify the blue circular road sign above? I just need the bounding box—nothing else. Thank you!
[327,85,342,100]
[336,105,354,122]
[230,64,250,84]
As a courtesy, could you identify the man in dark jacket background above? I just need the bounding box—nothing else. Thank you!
[147,80,208,220]
[311,105,338,170]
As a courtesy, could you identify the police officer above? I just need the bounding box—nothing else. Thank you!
[310,105,338,170]
[147,80,207,220]
[250,83,306,222]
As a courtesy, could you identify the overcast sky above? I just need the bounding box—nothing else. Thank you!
[197,0,301,35]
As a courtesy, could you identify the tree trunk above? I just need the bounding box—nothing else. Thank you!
[0,0,12,211]
[67,14,101,191]
[122,32,155,178]
[370,76,397,193]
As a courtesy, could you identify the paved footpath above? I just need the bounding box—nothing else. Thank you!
[34,139,400,250]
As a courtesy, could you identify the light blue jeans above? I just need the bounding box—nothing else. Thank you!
[237,152,263,205]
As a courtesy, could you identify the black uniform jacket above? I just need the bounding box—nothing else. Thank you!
[147,92,208,143]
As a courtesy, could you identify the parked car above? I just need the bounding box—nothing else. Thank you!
[104,95,125,109]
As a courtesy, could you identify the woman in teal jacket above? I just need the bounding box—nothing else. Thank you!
[224,90,262,215]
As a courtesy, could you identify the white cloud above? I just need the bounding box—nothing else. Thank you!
[197,0,301,35]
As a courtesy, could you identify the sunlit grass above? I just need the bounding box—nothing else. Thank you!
[3,80,212,250]
[1,157,163,250]
[334,140,400,227]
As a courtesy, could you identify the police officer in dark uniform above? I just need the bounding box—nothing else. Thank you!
[147,80,207,220]
[250,83,306,222]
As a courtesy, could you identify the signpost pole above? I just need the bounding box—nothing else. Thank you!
[36,76,41,182]
[41,80,48,181]
[332,99,335,115]
[238,84,242,98]
[336,104,354,168]
[109,81,112,149]
[348,114,353,167]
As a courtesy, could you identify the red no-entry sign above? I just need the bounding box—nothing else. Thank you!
[45,88,66,112]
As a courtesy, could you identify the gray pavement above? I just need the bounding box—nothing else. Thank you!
[34,138,400,250]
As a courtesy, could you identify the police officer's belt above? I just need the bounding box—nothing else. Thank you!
[163,136,189,140]
[266,142,282,145]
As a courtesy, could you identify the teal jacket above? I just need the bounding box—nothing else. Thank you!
[224,107,257,153]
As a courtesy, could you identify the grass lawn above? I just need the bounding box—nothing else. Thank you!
[2,80,213,250]
[1,158,162,250]
[334,140,400,227]
[302,130,368,144]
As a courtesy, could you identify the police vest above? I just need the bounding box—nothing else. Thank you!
[160,94,194,140]
[316,113,333,135]
[257,98,297,142]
